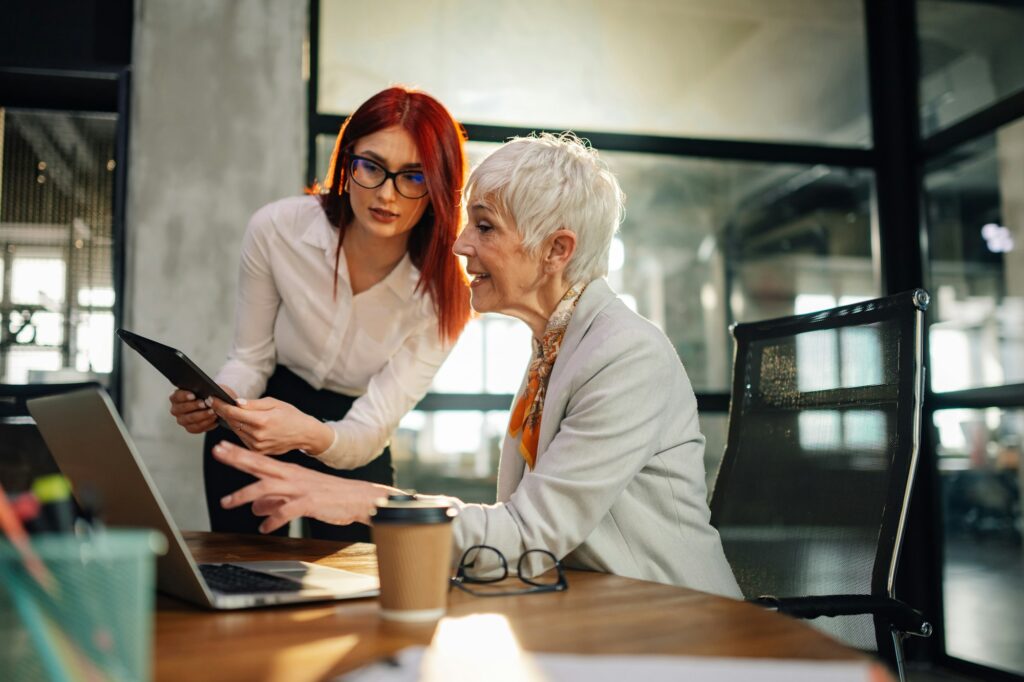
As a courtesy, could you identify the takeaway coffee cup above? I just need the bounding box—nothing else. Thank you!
[372,494,457,622]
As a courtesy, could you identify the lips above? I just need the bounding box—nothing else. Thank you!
[369,207,399,221]
[467,271,491,287]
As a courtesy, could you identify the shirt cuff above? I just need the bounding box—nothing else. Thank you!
[310,426,339,460]
[310,424,387,470]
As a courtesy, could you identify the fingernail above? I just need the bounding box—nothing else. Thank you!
[221,495,231,505]
[237,398,247,406]
[186,392,195,400]
[204,397,213,407]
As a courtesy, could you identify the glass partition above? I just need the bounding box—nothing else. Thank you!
[918,0,1024,136]
[934,407,1024,675]
[314,134,877,493]
[319,0,870,146]
[316,136,878,394]
[391,409,509,503]
[701,412,729,498]
[601,150,877,391]
[924,119,1024,392]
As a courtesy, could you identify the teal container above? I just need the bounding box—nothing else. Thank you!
[0,530,167,682]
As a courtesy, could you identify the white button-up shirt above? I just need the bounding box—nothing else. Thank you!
[215,196,452,469]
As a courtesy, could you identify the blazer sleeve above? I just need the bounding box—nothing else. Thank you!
[449,323,681,577]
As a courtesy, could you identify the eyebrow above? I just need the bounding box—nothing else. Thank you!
[469,202,497,214]
[356,150,423,171]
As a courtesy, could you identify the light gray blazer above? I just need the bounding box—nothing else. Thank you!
[448,279,741,598]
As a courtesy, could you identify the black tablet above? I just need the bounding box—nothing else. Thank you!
[117,329,238,406]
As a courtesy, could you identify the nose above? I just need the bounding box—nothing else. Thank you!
[453,228,471,256]
[377,176,399,200]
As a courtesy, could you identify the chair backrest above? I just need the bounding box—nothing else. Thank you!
[709,289,928,653]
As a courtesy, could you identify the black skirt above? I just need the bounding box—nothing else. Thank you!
[203,365,394,542]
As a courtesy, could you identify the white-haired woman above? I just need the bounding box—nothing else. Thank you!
[211,133,741,596]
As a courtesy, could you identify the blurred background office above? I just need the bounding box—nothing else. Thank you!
[1,1,1022,680]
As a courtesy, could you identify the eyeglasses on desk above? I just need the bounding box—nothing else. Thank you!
[450,544,568,597]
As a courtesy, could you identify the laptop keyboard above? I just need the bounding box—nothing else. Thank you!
[199,563,304,594]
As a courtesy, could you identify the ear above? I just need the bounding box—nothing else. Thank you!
[543,229,577,275]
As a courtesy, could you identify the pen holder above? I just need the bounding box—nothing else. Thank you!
[0,529,167,682]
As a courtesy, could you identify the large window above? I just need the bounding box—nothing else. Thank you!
[925,118,1024,677]
[0,108,118,385]
[314,0,877,503]
[925,123,1024,393]
[311,4,1024,677]
[318,0,871,146]
[918,0,1024,136]
[916,0,1024,675]
[314,134,878,500]
[603,152,876,391]
[933,407,1023,675]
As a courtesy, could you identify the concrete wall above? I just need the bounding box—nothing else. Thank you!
[124,0,307,529]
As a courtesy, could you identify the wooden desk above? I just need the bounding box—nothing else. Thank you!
[156,532,865,681]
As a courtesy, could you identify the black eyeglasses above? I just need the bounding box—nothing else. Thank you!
[449,545,568,597]
[348,155,429,199]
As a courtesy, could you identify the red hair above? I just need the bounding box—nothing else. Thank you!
[312,86,471,344]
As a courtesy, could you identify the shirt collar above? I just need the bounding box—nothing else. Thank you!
[300,211,421,301]
[381,252,420,302]
[300,211,336,258]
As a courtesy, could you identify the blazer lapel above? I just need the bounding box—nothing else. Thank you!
[495,278,619,499]
[496,363,530,502]
[534,279,618,457]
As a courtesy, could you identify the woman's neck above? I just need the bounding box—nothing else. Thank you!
[520,278,576,340]
[342,225,409,296]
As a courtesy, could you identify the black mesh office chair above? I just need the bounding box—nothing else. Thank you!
[1,382,102,418]
[1,382,103,490]
[709,289,932,680]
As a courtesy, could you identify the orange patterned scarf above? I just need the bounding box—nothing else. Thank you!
[508,283,587,470]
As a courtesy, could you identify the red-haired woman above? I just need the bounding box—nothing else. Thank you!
[168,87,471,541]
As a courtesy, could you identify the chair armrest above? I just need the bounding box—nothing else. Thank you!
[750,594,932,637]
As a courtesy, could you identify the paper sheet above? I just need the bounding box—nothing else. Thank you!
[337,646,877,682]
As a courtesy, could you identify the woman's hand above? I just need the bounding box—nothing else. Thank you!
[169,385,237,434]
[212,441,395,533]
[210,396,336,456]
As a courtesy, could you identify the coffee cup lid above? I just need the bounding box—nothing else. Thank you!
[372,494,458,524]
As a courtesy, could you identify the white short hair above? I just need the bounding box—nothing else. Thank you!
[466,133,625,284]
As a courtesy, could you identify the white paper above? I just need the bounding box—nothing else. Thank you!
[337,646,875,682]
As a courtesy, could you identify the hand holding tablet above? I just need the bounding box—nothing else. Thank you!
[118,329,332,456]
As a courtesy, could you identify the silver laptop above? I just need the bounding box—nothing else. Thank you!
[27,387,380,609]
